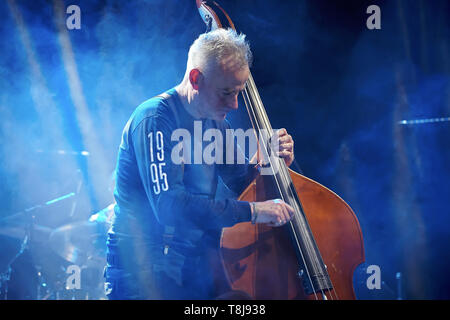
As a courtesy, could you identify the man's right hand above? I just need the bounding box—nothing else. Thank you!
[251,199,295,227]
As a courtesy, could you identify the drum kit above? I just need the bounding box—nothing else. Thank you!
[0,194,114,300]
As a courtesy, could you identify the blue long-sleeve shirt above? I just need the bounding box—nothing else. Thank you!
[109,87,258,282]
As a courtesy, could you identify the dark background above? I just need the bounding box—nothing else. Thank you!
[0,0,448,299]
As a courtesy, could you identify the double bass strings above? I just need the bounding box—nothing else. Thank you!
[246,77,339,300]
[242,73,331,300]
[244,74,338,300]
[242,81,320,300]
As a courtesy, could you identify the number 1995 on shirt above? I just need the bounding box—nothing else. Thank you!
[148,131,169,194]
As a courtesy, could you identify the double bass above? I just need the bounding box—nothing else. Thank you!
[197,0,365,300]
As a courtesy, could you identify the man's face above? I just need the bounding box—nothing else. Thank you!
[197,58,249,121]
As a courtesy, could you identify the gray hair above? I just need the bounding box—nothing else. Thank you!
[186,28,253,75]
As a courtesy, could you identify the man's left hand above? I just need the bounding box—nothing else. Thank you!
[274,128,294,167]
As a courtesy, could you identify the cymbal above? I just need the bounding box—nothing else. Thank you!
[49,220,107,265]
[0,225,26,240]
[0,223,53,241]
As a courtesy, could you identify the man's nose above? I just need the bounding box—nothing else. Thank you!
[228,94,239,110]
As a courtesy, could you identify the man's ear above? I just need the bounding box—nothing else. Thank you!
[189,69,203,90]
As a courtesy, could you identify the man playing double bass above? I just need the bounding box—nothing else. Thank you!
[104,28,296,299]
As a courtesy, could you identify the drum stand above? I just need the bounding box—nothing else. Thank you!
[0,230,29,300]
[0,191,77,300]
